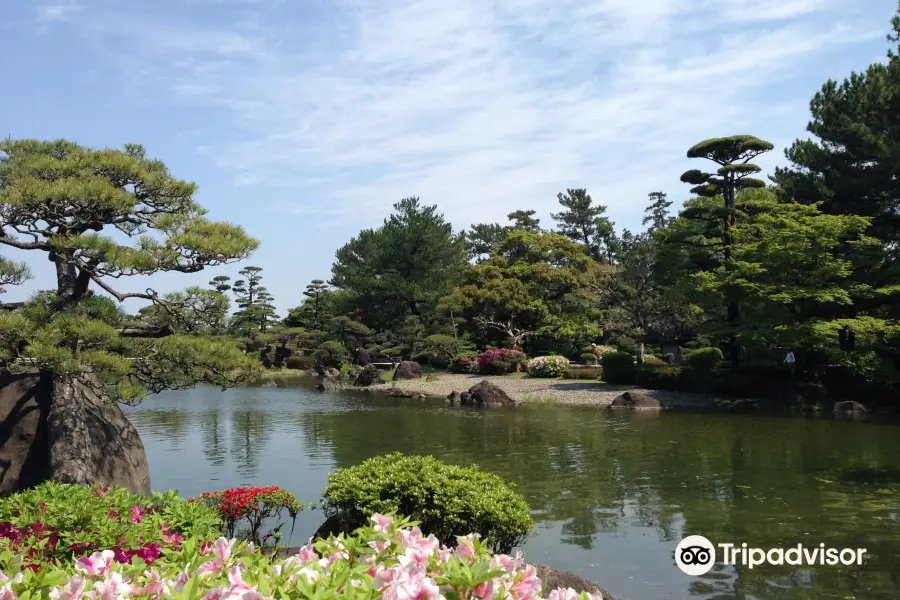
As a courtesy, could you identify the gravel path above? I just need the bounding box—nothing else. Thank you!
[369,373,719,408]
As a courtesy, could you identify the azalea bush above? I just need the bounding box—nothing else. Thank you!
[321,453,533,553]
[199,486,305,552]
[476,349,527,375]
[450,352,478,374]
[0,515,603,600]
[525,356,570,378]
[0,482,221,570]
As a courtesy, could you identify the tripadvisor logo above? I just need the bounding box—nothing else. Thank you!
[675,536,867,576]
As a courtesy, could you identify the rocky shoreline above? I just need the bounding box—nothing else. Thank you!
[367,373,724,409]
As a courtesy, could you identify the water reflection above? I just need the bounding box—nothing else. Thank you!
[124,384,900,600]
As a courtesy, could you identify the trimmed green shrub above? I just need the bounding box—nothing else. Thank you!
[580,352,598,364]
[313,340,348,368]
[321,452,533,553]
[684,347,724,373]
[561,367,603,380]
[601,351,636,384]
[615,336,639,355]
[526,355,570,378]
[284,355,314,370]
[636,365,685,390]
[0,482,222,567]
[640,355,668,366]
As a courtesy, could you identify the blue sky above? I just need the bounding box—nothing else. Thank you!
[0,0,895,315]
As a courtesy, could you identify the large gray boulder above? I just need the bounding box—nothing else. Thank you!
[609,391,661,409]
[0,371,151,496]
[393,361,422,380]
[467,380,516,407]
[354,365,381,387]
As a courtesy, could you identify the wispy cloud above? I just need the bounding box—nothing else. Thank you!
[36,1,81,22]
[55,0,888,230]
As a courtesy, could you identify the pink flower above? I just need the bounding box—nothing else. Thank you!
[0,584,15,600]
[293,542,318,563]
[510,565,541,600]
[371,514,394,533]
[130,507,144,525]
[92,573,132,600]
[369,539,391,552]
[174,567,192,593]
[226,566,249,591]
[139,571,168,597]
[49,577,87,600]
[454,534,479,560]
[398,548,429,570]
[472,579,497,600]
[203,588,226,600]
[76,550,115,576]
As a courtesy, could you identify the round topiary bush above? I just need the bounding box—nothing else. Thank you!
[683,346,724,373]
[526,355,570,378]
[313,340,348,368]
[320,452,533,553]
[580,352,598,365]
[601,351,636,384]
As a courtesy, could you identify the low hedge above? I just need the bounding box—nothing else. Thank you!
[320,452,533,553]
[562,367,603,380]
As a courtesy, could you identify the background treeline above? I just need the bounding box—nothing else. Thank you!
[126,8,900,404]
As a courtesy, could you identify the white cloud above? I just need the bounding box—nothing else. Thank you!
[60,0,889,231]
[37,2,81,22]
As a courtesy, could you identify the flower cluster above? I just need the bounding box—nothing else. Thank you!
[199,486,303,549]
[525,356,570,378]
[590,346,616,361]
[477,349,527,375]
[450,353,478,374]
[0,515,605,600]
[0,483,222,571]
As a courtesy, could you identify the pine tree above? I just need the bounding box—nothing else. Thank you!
[676,135,774,364]
[642,192,672,232]
[551,188,616,263]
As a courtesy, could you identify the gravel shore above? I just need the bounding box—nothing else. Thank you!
[369,373,719,408]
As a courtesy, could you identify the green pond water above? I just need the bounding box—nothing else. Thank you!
[123,378,900,600]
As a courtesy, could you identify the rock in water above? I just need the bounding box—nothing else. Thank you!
[393,361,422,380]
[0,371,151,496]
[317,376,341,391]
[609,391,661,409]
[467,380,515,407]
[532,564,614,599]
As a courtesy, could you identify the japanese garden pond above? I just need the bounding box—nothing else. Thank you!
[123,378,900,600]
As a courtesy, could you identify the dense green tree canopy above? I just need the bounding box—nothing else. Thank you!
[0,139,260,401]
[331,197,467,331]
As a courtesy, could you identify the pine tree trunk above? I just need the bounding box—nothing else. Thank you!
[45,372,96,485]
